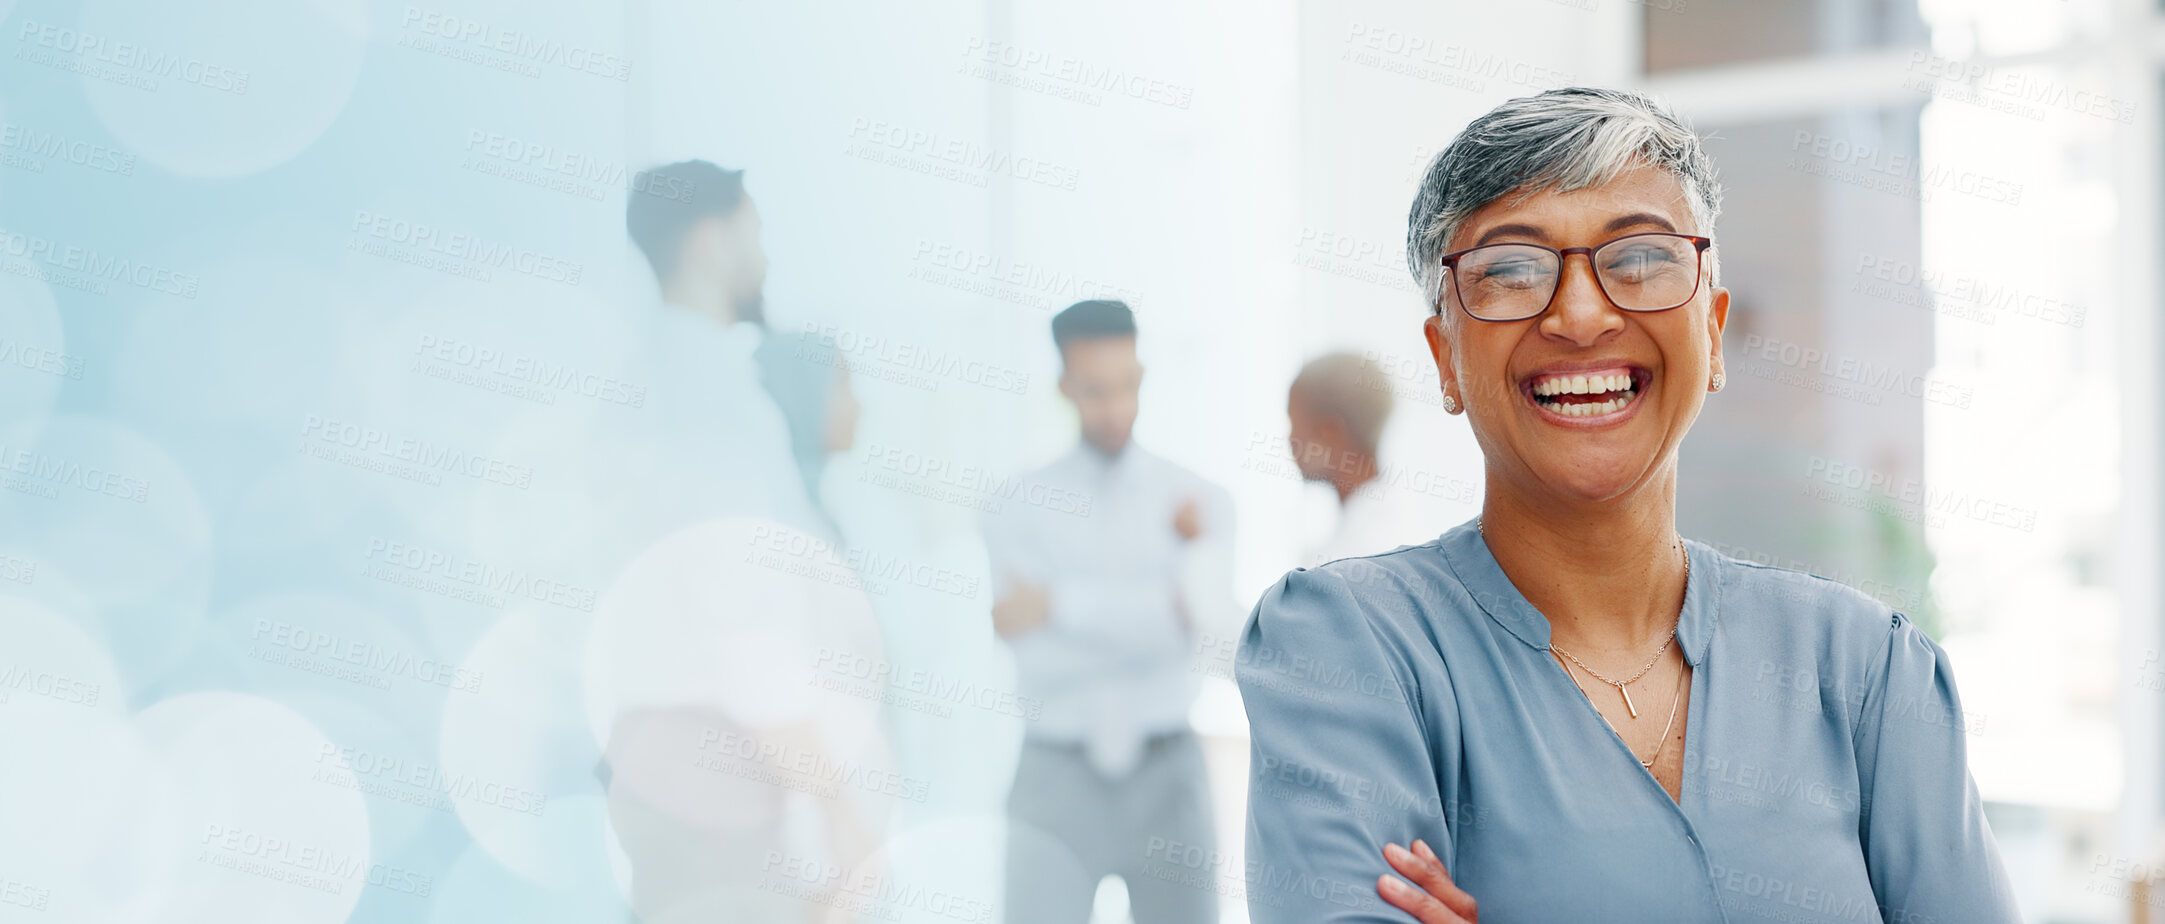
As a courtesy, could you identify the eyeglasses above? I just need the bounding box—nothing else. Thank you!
[1437,232,1713,322]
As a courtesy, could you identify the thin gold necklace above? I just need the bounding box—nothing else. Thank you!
[1555,649,1688,768]
[1476,516,1688,719]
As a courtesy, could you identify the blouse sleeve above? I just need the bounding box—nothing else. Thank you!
[1239,565,1458,923]
[1853,612,2021,921]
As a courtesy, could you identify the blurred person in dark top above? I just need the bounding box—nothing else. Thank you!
[753,335,859,539]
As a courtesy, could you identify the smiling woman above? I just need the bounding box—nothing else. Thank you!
[1235,88,2020,923]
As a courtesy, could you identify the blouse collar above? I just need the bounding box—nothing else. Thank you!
[1436,516,1719,667]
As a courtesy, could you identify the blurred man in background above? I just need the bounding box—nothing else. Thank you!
[1288,352,1436,565]
[983,299,1233,924]
[599,161,883,922]
[614,158,816,534]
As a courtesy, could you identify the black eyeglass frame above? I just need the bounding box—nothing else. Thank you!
[1433,232,1715,322]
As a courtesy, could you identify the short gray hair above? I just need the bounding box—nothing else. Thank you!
[1406,87,1723,311]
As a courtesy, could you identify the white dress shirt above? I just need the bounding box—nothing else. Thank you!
[1303,477,1444,568]
[601,304,824,546]
[981,442,1235,778]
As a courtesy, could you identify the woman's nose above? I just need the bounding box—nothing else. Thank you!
[1540,254,1626,345]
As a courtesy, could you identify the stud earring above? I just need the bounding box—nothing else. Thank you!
[1709,371,1725,393]
[1441,393,1461,414]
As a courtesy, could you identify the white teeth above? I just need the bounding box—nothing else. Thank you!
[1531,372,1639,397]
[1532,389,1628,417]
[1526,369,1641,417]
[1554,397,1624,417]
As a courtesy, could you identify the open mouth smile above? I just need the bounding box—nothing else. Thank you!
[1521,366,1650,426]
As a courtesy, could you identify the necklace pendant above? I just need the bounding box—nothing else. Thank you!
[1618,683,1638,718]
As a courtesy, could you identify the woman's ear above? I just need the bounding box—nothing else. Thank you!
[1706,286,1730,381]
[1423,311,1460,410]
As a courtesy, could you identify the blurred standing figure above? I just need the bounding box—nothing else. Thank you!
[1287,352,1439,566]
[600,162,878,923]
[983,300,1233,924]
[613,159,820,536]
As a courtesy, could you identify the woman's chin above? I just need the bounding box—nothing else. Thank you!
[1524,454,1654,504]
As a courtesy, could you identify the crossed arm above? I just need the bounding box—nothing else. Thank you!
[1239,565,1473,922]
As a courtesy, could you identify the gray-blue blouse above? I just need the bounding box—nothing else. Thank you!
[1236,516,2019,923]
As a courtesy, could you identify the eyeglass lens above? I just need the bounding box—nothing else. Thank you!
[1453,234,1700,320]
